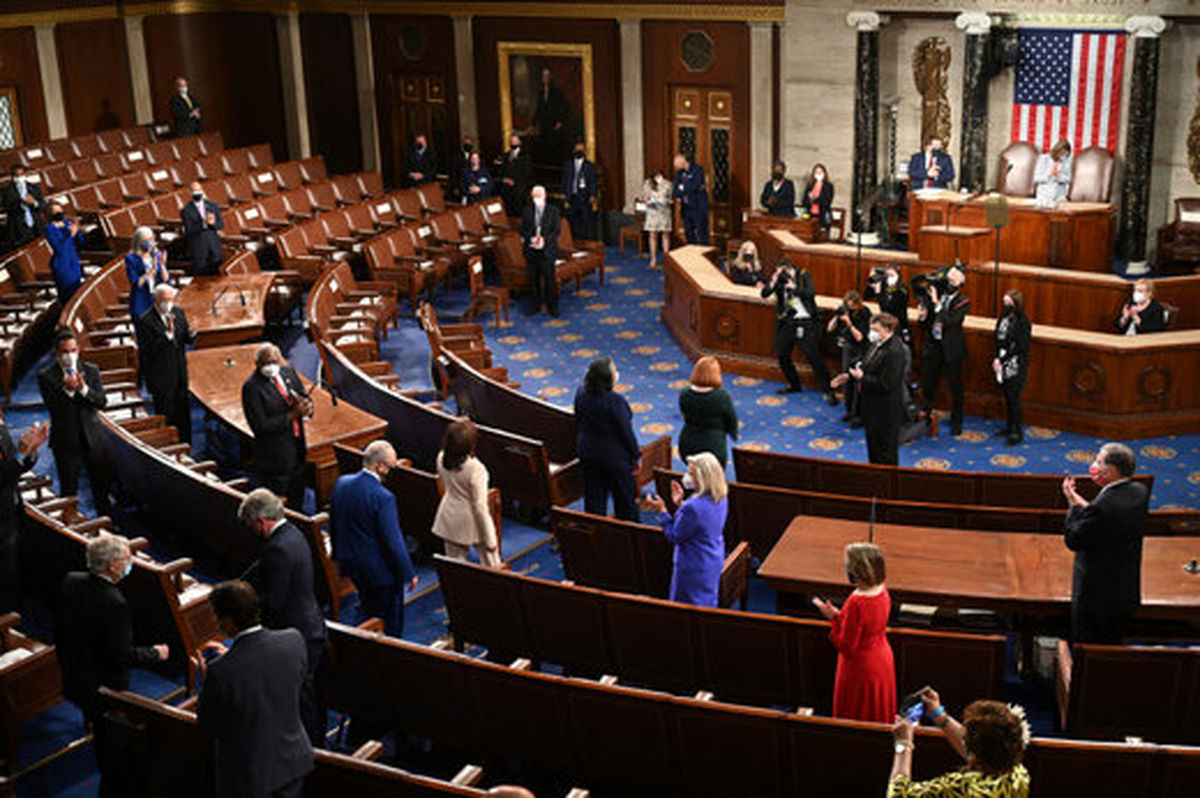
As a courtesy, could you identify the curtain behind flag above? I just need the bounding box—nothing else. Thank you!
[1011,28,1126,153]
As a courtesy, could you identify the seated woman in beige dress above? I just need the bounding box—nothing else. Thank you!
[641,168,673,268]
[432,419,501,567]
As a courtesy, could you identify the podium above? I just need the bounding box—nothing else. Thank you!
[916,225,992,264]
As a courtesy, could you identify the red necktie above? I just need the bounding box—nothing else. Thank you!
[925,155,933,188]
[274,375,300,437]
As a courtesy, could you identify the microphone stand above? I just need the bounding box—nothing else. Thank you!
[210,285,228,315]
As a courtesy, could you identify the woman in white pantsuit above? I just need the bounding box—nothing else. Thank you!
[432,419,501,567]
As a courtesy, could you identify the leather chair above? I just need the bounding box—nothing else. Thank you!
[1156,197,1200,274]
[996,141,1038,197]
[1067,146,1114,203]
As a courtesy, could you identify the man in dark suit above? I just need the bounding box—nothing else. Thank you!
[169,76,202,137]
[58,533,169,797]
[521,185,561,317]
[908,135,955,189]
[672,152,710,244]
[404,133,438,187]
[3,164,46,249]
[197,580,314,798]
[180,180,223,275]
[137,284,196,442]
[561,140,597,241]
[0,414,48,612]
[238,488,327,747]
[834,313,906,465]
[330,440,417,638]
[241,343,311,511]
[498,134,532,217]
[1061,444,1148,645]
[760,160,796,217]
[917,266,969,436]
[37,330,111,516]
[760,259,836,403]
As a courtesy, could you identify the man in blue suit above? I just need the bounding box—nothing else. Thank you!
[329,440,417,638]
[908,135,955,189]
[561,140,598,241]
[180,180,224,275]
[672,153,709,244]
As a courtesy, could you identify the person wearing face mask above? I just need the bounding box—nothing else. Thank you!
[908,135,955,190]
[125,226,170,322]
[404,133,438,187]
[38,330,111,515]
[3,164,46,249]
[672,152,710,244]
[330,440,418,638]
[832,313,906,465]
[521,185,562,316]
[1114,279,1166,335]
[498,133,533,216]
[58,533,169,797]
[864,264,911,346]
[452,136,476,200]
[811,542,896,723]
[992,289,1031,446]
[826,290,872,424]
[761,258,837,403]
[241,343,313,511]
[641,168,673,268]
[727,239,761,286]
[1061,443,1148,644]
[136,284,197,442]
[561,139,598,240]
[45,202,87,302]
[643,452,728,608]
[1033,139,1072,207]
[800,163,835,231]
[180,180,224,275]
[169,76,202,137]
[760,159,796,218]
[575,357,641,522]
[0,410,47,613]
[432,419,501,569]
[917,266,970,436]
[460,151,493,204]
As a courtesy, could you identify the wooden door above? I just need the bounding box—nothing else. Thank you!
[387,72,449,187]
[669,85,734,245]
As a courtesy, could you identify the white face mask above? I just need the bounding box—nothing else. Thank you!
[681,472,695,491]
[14,176,25,187]
[260,363,281,379]
[813,172,825,181]
[178,86,188,95]
[886,274,898,287]
[159,301,173,315]
[868,329,883,344]
[534,198,545,210]
[1132,291,1146,305]
[59,351,79,370]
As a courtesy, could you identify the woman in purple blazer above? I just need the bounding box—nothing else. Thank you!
[645,452,729,607]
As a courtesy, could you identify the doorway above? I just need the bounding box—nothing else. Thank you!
[668,85,734,245]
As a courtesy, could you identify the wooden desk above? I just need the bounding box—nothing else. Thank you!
[742,210,819,243]
[177,273,275,348]
[908,189,1116,272]
[916,224,992,264]
[187,344,387,503]
[758,515,1200,621]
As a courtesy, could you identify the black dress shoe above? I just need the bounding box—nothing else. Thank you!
[995,426,1013,438]
[776,386,802,395]
[848,418,864,429]
[950,425,963,436]
[1006,430,1024,446]
[549,309,561,318]
[823,392,839,406]
[840,412,853,422]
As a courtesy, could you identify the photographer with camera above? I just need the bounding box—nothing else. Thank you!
[761,258,836,403]
[864,264,910,346]
[826,290,871,424]
[915,265,969,436]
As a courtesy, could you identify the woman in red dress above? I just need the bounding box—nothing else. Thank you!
[813,543,896,723]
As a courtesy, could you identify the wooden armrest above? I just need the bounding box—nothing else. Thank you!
[357,618,384,634]
[189,460,219,475]
[309,244,338,254]
[158,442,191,457]
[351,741,385,762]
[225,477,251,491]
[0,611,21,636]
[718,540,752,610]
[450,765,484,787]
[69,517,114,535]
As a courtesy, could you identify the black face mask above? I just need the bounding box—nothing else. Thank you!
[574,151,585,159]
[931,147,942,156]
[192,192,203,202]
[773,171,784,180]
[51,212,65,222]
[846,568,857,586]
[742,252,754,264]
[463,145,472,154]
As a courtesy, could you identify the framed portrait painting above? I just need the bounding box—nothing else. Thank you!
[498,41,595,169]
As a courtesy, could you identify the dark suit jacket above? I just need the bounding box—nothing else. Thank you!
[37,360,107,455]
[761,268,819,328]
[1064,479,1149,640]
[574,387,640,470]
[137,306,194,399]
[498,148,532,206]
[760,178,796,217]
[169,91,202,137]
[57,572,160,718]
[460,166,494,202]
[1114,300,1167,334]
[0,422,36,542]
[673,163,709,216]
[245,520,325,643]
[198,627,314,798]
[561,158,597,203]
[799,180,834,226]
[2,180,46,244]
[994,311,1031,382]
[908,150,955,188]
[180,198,224,266]
[330,471,415,588]
[404,145,438,186]
[920,290,970,361]
[241,366,307,478]
[521,203,561,263]
[858,334,906,428]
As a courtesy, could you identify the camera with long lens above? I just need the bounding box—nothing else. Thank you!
[910,265,953,302]
[867,266,889,286]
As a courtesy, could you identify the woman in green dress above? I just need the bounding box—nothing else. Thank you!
[677,356,738,468]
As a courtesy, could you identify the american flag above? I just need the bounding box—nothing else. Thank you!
[1011,29,1126,153]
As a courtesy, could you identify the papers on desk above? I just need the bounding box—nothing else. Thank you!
[572,251,587,258]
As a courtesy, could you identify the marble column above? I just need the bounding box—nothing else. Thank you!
[955,12,992,193]
[847,12,884,238]
[749,22,775,191]
[124,16,154,125]
[34,24,68,139]
[619,19,645,213]
[452,16,478,146]
[350,14,381,173]
[276,12,311,159]
[1119,16,1166,273]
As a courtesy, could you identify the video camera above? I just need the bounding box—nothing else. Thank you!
[867,266,889,286]
[909,264,956,302]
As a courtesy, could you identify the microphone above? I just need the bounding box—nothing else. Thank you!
[237,283,247,306]
[210,284,228,315]
[868,495,877,544]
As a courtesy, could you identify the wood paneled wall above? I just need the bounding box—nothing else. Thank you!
[472,16,623,209]
[0,26,48,146]
[300,13,361,174]
[55,19,133,136]
[143,12,287,160]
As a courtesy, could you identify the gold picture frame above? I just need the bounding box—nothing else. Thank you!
[498,41,596,165]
